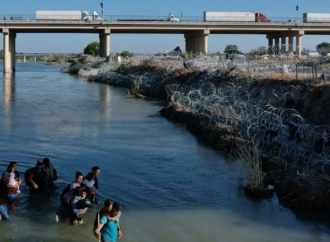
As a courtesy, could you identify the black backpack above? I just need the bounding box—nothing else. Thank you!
[94,210,108,229]
[60,184,71,201]
[24,168,34,186]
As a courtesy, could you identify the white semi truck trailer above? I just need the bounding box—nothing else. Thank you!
[303,13,330,23]
[203,11,270,22]
[36,10,102,21]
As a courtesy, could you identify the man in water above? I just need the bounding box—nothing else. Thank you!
[28,160,45,193]
[95,202,122,242]
[0,172,16,221]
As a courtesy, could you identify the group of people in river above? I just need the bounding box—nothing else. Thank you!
[0,158,123,242]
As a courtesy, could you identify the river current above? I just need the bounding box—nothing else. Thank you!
[0,63,329,241]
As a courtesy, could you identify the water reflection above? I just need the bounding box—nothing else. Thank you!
[99,84,111,116]
[3,72,15,115]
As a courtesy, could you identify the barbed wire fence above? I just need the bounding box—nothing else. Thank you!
[67,51,330,178]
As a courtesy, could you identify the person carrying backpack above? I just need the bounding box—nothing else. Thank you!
[95,202,122,242]
[42,157,58,190]
[93,199,113,235]
[28,160,45,193]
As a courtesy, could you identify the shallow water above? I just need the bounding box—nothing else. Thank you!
[0,63,329,241]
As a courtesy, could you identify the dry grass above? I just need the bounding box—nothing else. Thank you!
[235,141,265,191]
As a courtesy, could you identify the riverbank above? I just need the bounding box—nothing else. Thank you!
[45,62,69,66]
[63,55,330,212]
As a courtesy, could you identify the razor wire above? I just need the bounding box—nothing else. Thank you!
[162,65,330,174]
[63,53,330,174]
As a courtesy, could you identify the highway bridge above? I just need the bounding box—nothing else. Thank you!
[1,18,330,72]
[14,53,77,62]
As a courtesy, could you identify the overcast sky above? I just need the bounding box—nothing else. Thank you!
[0,0,329,54]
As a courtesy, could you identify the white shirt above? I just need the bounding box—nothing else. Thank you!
[83,179,95,188]
[8,172,17,186]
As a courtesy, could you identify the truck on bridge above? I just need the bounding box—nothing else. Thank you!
[303,13,330,23]
[36,10,102,21]
[203,11,270,22]
[117,13,179,22]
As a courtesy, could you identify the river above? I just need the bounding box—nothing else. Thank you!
[0,62,329,242]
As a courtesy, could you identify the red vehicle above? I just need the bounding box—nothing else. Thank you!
[256,13,271,22]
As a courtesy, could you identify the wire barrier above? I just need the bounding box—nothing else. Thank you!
[64,53,330,177]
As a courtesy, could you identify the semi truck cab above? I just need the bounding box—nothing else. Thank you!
[84,11,102,21]
[256,13,270,22]
[167,13,179,22]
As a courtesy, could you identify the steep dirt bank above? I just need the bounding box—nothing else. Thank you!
[70,61,330,211]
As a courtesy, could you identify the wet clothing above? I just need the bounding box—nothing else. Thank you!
[7,171,20,195]
[29,167,45,192]
[94,177,99,190]
[84,175,98,190]
[31,167,45,184]
[43,164,57,187]
[100,214,120,242]
[83,179,94,188]
[62,182,80,204]
[71,196,84,221]
[0,181,13,221]
[7,172,20,199]
[83,179,97,193]
[94,207,110,229]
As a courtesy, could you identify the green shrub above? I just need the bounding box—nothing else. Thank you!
[121,51,134,58]
[84,42,100,56]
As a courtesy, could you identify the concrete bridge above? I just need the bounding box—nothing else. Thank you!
[1,20,330,72]
[15,53,77,62]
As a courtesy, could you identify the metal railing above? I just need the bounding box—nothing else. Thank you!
[1,14,330,24]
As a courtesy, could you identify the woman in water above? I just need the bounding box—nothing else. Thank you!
[62,171,84,204]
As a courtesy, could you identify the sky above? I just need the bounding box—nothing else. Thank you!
[0,0,330,54]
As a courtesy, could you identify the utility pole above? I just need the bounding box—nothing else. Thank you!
[296,0,299,22]
[181,0,183,21]
[17,0,19,15]
[101,0,104,23]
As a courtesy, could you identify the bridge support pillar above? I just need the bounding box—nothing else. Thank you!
[267,31,303,57]
[274,38,280,55]
[184,30,209,54]
[268,38,273,54]
[281,37,286,53]
[288,36,294,56]
[3,29,16,73]
[99,29,110,57]
[296,34,303,57]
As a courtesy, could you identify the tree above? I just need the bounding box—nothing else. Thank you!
[84,42,100,56]
[173,46,182,53]
[120,50,134,58]
[250,46,268,56]
[224,45,239,53]
[0,49,3,60]
[316,42,330,52]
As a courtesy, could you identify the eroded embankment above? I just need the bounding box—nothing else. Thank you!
[66,60,330,212]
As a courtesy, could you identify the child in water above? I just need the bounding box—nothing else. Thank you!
[71,187,88,225]
[82,172,97,203]
[8,168,20,194]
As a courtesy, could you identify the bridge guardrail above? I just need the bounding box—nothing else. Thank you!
[1,15,330,24]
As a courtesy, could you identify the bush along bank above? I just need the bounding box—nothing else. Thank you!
[63,56,330,212]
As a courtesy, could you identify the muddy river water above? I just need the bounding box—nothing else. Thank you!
[0,63,329,241]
